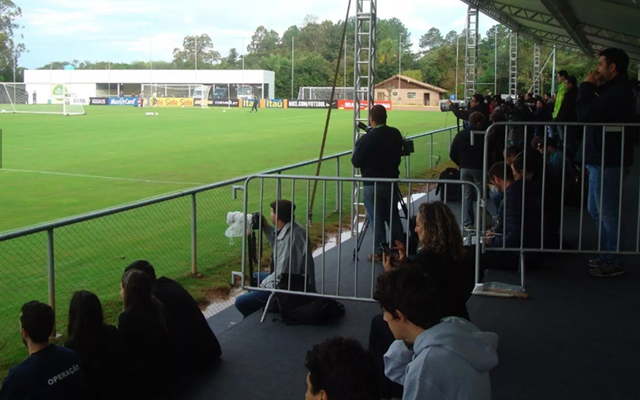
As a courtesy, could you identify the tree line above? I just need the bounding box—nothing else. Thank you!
[3,6,634,99]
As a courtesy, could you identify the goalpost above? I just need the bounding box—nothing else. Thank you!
[141,84,212,108]
[0,83,85,116]
[297,86,355,101]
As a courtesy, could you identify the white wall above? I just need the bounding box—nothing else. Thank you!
[24,70,276,98]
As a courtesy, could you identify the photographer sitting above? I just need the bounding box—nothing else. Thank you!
[234,199,316,318]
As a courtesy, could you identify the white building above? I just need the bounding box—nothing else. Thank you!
[23,69,275,103]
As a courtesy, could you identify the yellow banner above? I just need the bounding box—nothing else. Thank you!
[151,97,194,107]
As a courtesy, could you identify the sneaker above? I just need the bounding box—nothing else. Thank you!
[590,261,626,278]
[367,253,382,262]
[588,258,603,269]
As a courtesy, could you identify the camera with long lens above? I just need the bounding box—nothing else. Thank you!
[439,99,466,113]
[250,212,262,230]
[357,122,372,133]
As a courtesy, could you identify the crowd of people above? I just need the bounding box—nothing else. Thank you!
[0,261,221,400]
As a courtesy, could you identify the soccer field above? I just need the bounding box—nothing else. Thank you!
[0,106,454,232]
[0,105,456,380]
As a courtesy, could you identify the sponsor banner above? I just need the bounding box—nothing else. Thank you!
[151,97,194,107]
[69,98,88,105]
[90,97,108,105]
[109,97,138,106]
[239,98,258,108]
[210,99,240,107]
[287,100,336,109]
[263,99,287,109]
[337,100,393,110]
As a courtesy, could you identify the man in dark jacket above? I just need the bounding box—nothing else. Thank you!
[576,48,636,278]
[450,111,486,229]
[125,260,222,370]
[352,105,405,261]
[447,94,490,129]
[486,162,542,249]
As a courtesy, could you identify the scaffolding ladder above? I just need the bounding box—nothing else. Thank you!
[509,31,519,97]
[533,43,541,96]
[464,6,479,102]
[351,0,377,235]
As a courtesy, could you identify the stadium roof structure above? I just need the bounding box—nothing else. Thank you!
[459,0,640,63]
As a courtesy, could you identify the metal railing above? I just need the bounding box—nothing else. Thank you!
[240,174,482,322]
[479,121,640,291]
[0,125,457,373]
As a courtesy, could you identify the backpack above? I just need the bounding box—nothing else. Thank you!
[275,295,345,326]
[435,168,461,202]
[272,274,345,325]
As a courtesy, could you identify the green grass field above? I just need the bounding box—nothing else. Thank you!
[0,106,456,380]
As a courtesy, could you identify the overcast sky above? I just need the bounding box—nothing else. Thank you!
[17,0,497,69]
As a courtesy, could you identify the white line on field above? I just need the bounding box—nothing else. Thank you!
[0,168,206,185]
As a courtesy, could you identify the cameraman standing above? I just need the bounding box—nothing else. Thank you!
[234,199,316,318]
[446,94,489,128]
[352,105,405,262]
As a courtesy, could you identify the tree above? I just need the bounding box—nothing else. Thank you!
[172,34,221,69]
[247,26,280,57]
[0,0,25,80]
[403,69,424,81]
[419,28,444,50]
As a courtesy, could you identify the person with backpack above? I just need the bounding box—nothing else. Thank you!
[450,111,486,230]
[234,199,316,318]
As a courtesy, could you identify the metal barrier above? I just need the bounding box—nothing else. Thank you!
[0,125,457,373]
[479,121,640,292]
[240,174,483,322]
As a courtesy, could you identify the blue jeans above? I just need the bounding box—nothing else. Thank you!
[235,272,271,318]
[363,183,404,251]
[586,165,626,264]
[460,168,484,226]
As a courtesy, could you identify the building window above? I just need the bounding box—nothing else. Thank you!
[392,91,398,96]
[407,92,416,99]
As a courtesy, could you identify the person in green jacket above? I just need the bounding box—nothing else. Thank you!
[552,70,569,139]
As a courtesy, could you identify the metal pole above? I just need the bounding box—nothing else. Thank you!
[195,37,198,85]
[344,35,347,94]
[191,194,198,275]
[291,37,294,99]
[455,36,459,99]
[336,157,340,212]
[398,33,402,93]
[494,29,498,94]
[47,229,56,335]
[551,45,557,94]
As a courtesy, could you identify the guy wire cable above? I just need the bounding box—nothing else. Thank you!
[308,0,352,222]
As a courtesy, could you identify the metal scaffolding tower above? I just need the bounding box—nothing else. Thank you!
[509,31,519,97]
[352,0,377,233]
[464,6,479,101]
[533,43,541,96]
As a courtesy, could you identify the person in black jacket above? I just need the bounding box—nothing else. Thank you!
[352,105,405,261]
[65,291,125,400]
[446,93,490,129]
[119,270,172,398]
[125,260,221,371]
[450,111,486,229]
[576,48,636,278]
[370,201,472,400]
[486,161,542,250]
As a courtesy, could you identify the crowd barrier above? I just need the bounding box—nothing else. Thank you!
[240,174,482,322]
[478,121,640,291]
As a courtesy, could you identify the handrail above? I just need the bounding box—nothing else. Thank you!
[0,125,457,241]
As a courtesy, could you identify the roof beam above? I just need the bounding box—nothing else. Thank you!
[581,25,640,48]
[538,0,593,54]
[492,1,561,27]
[595,0,640,10]
[458,0,542,43]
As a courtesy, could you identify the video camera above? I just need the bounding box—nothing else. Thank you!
[439,99,466,112]
[250,212,262,230]
[357,122,414,156]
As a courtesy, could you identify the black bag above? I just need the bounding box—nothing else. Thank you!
[435,168,461,202]
[272,274,345,325]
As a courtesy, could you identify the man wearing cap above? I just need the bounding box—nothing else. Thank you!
[235,199,316,317]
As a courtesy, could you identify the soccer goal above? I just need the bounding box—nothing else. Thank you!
[0,83,85,116]
[297,87,355,101]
